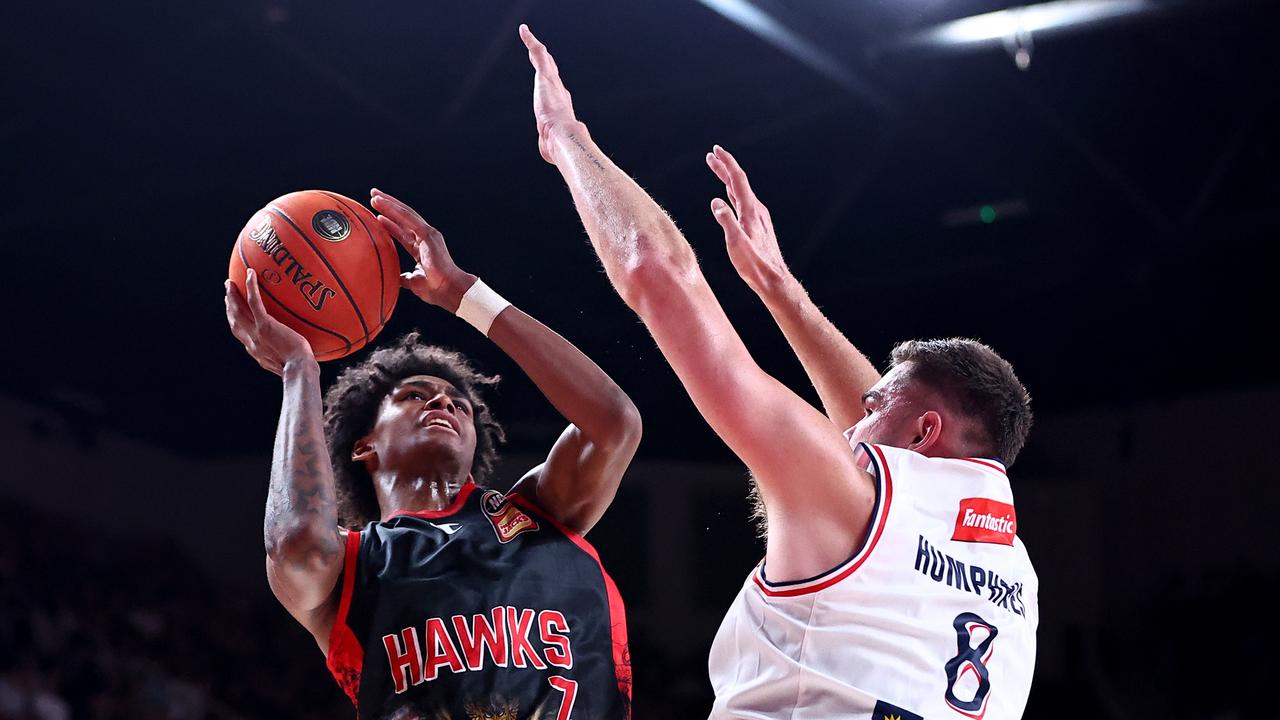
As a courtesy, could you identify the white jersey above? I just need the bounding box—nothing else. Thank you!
[708,442,1038,720]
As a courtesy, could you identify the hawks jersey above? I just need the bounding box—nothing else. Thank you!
[708,442,1039,720]
[325,482,631,720]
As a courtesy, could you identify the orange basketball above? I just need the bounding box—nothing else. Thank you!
[229,190,400,361]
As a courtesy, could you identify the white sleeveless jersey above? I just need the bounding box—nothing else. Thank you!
[708,442,1038,720]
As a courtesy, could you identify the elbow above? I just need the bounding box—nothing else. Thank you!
[586,389,643,453]
[606,397,644,452]
[613,234,698,314]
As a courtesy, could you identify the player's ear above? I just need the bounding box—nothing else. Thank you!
[909,410,943,454]
[351,436,377,465]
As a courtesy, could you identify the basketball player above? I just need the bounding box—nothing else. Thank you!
[520,24,1038,720]
[223,188,639,719]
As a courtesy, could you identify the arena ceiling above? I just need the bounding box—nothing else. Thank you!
[4,0,1274,462]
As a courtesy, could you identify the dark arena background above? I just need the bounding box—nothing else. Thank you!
[2,1,1277,718]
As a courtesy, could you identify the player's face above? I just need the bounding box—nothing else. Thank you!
[844,362,931,450]
[362,375,479,478]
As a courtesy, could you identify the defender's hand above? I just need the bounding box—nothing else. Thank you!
[520,24,580,165]
[370,188,475,313]
[706,145,792,297]
[225,269,317,376]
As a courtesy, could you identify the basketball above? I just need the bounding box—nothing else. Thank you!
[229,190,400,361]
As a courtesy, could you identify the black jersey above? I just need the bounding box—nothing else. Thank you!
[325,482,631,720]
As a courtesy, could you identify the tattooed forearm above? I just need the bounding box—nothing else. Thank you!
[568,132,606,171]
[292,482,331,517]
[294,438,323,480]
[264,366,341,565]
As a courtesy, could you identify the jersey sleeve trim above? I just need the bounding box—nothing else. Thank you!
[386,481,477,519]
[326,528,365,708]
[507,492,634,706]
[752,442,894,598]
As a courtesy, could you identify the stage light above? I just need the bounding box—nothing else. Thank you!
[924,0,1153,47]
[697,0,892,109]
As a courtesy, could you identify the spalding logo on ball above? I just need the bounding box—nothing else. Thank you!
[229,190,400,361]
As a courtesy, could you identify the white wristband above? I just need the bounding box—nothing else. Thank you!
[456,278,511,336]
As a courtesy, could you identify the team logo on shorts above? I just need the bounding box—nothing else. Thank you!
[481,490,539,544]
[952,497,1017,546]
[311,209,350,242]
[872,698,923,720]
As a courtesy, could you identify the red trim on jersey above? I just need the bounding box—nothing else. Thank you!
[752,443,895,598]
[957,458,1007,475]
[326,528,365,709]
[507,492,633,708]
[386,482,477,519]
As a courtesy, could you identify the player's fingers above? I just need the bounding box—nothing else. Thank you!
[370,188,413,215]
[713,145,756,199]
[224,279,246,317]
[519,23,537,48]
[409,232,436,269]
[376,214,415,255]
[375,211,405,239]
[520,24,559,78]
[369,190,425,228]
[706,153,730,185]
[399,268,429,292]
[226,280,255,329]
[244,269,272,326]
[705,154,740,208]
[224,281,256,334]
[410,231,425,261]
[711,198,750,248]
[713,145,748,180]
[520,24,545,59]
[713,145,762,226]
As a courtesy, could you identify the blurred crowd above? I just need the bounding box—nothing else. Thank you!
[0,501,347,720]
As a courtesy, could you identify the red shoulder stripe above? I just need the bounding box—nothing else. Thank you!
[326,529,364,709]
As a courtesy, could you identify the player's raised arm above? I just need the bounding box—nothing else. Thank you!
[705,146,881,432]
[520,25,874,580]
[369,189,641,535]
[224,272,345,649]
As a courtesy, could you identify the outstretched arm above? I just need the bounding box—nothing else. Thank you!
[225,272,343,652]
[705,147,881,432]
[370,190,641,535]
[520,25,874,580]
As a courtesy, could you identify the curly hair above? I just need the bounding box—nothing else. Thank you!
[322,331,506,529]
[889,338,1033,466]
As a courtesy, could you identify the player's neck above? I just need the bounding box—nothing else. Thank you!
[374,469,471,518]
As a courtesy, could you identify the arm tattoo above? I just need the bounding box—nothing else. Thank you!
[568,132,606,171]
[288,439,331,516]
[264,386,341,566]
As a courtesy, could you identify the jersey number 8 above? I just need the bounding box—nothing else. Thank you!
[943,612,998,717]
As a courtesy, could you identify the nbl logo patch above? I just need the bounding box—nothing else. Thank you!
[952,497,1017,546]
[311,209,351,241]
[481,490,539,543]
